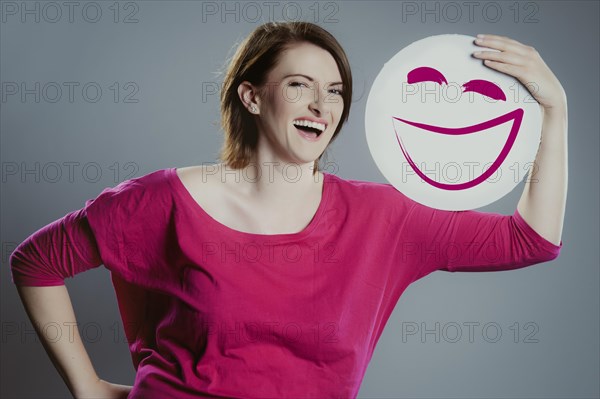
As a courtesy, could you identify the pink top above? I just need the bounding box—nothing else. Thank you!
[9,167,563,398]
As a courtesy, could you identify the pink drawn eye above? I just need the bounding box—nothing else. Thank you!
[462,79,506,101]
[407,66,448,85]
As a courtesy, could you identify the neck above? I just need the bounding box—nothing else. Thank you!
[219,157,324,207]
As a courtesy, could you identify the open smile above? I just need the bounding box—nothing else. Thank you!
[392,108,524,190]
[293,119,327,142]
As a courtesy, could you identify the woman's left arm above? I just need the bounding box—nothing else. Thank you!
[473,34,568,246]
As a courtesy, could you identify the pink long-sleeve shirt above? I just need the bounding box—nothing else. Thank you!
[10,167,563,398]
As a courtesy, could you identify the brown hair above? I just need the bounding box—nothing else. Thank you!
[218,21,353,175]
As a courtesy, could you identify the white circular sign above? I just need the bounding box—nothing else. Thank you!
[365,34,542,210]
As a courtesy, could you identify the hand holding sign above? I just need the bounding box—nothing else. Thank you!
[471,34,567,111]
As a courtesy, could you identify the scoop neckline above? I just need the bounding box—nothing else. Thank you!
[167,166,332,241]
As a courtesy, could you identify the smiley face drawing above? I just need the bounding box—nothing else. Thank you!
[365,34,542,211]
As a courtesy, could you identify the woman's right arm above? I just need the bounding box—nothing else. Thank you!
[14,284,130,398]
[10,206,132,398]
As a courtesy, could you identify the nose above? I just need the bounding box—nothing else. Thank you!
[308,85,328,115]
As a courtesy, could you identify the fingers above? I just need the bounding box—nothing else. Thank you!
[478,59,521,77]
[472,50,525,66]
[476,34,524,46]
[474,34,532,56]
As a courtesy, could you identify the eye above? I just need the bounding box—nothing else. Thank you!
[329,87,344,96]
[289,81,309,88]
[462,79,506,101]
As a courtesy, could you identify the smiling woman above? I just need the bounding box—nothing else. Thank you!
[234,41,345,169]
[9,21,566,399]
[219,21,353,176]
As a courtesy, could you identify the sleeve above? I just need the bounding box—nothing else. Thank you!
[403,200,563,282]
[82,172,176,286]
[9,207,103,287]
[10,170,173,287]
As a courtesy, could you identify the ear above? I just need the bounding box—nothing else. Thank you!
[237,81,261,113]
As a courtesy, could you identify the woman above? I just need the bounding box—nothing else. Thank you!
[10,21,566,398]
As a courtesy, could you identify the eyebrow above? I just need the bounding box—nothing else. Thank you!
[463,79,506,101]
[407,66,448,85]
[283,73,343,85]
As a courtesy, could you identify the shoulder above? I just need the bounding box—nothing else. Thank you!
[173,164,224,204]
[84,168,174,219]
[120,168,172,192]
[174,164,216,191]
[81,168,177,283]
[104,168,170,194]
[325,172,416,216]
[326,172,411,201]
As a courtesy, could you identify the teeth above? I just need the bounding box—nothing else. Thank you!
[292,119,326,133]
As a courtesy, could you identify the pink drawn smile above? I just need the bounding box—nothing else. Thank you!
[392,108,524,190]
[392,65,526,191]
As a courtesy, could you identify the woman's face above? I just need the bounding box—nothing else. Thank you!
[247,41,345,168]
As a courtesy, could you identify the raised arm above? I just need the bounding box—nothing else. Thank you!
[472,34,568,246]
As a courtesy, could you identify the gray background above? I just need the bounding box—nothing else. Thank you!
[1,1,598,398]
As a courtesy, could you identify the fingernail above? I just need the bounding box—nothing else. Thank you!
[477,34,485,38]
